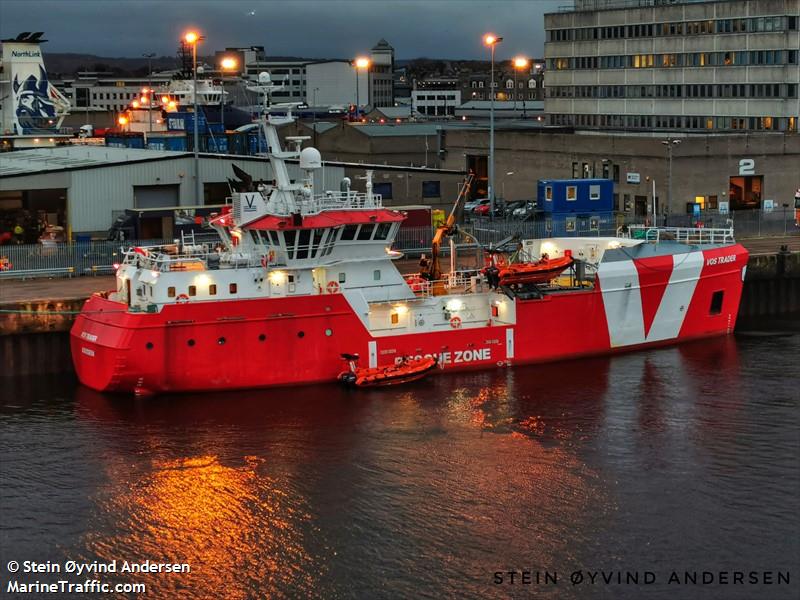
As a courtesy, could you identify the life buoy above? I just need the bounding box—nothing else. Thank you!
[175,293,190,304]
[326,281,340,294]
[450,316,462,329]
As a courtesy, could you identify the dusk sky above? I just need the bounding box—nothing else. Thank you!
[0,0,564,60]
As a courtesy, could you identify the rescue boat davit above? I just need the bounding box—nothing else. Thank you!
[69,74,749,396]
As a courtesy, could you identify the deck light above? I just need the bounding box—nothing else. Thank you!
[445,299,464,312]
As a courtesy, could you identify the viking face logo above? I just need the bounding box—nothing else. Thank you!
[12,66,56,133]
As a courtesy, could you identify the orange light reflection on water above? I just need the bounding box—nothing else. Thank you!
[85,454,319,599]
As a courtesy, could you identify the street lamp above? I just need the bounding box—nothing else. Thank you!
[484,33,503,220]
[513,57,528,118]
[661,137,681,220]
[184,30,204,203]
[353,57,370,118]
[219,56,238,132]
[142,53,156,136]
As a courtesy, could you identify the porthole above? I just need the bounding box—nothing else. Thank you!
[187,339,196,347]
[297,331,305,338]
[325,328,333,337]
[258,334,266,342]
[145,342,154,350]
[218,337,226,345]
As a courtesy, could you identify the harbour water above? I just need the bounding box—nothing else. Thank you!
[1,325,798,599]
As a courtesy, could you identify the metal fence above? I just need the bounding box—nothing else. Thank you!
[1,210,797,280]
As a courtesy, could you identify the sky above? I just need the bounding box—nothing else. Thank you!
[0,0,564,60]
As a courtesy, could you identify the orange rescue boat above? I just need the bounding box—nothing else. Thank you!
[338,354,438,387]
[498,254,574,286]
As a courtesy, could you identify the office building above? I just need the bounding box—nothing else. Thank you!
[544,0,800,132]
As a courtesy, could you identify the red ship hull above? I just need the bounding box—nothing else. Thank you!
[71,244,748,394]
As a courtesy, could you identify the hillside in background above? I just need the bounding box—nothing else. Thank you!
[43,53,181,77]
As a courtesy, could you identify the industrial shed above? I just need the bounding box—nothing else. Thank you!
[0,146,346,237]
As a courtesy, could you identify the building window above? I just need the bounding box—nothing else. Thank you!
[422,181,441,198]
[373,182,392,199]
[545,186,553,201]
[566,186,577,201]
[589,185,601,200]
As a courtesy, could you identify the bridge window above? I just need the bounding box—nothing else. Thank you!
[341,224,358,240]
[374,222,392,240]
[296,229,311,259]
[357,224,375,240]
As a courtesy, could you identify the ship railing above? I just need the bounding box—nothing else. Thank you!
[296,191,383,214]
[617,225,735,245]
[405,270,483,297]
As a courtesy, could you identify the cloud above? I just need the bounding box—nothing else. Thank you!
[0,0,562,59]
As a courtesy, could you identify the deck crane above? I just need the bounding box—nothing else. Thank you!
[428,173,475,295]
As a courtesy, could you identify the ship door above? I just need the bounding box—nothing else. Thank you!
[125,278,132,307]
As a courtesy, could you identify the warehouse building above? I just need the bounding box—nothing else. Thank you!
[0,146,465,239]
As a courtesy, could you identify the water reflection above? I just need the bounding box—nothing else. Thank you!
[2,330,798,599]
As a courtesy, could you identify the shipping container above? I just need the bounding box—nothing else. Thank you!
[537,178,614,213]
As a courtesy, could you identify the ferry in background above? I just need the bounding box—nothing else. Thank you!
[70,74,749,396]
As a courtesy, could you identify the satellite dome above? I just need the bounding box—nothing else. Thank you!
[258,71,271,84]
[299,147,322,170]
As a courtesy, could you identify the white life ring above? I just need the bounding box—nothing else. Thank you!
[450,316,462,329]
[326,281,340,294]
[175,293,190,304]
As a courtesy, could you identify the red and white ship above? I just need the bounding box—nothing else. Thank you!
[70,79,749,395]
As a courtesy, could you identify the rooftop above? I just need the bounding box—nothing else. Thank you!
[0,146,189,177]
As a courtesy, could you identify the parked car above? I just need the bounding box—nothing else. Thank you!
[512,202,536,219]
[464,198,490,213]
[502,201,527,217]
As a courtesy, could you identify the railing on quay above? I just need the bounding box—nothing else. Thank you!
[0,239,176,280]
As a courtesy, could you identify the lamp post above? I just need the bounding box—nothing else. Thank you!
[353,57,370,120]
[312,86,320,146]
[484,33,503,220]
[142,53,155,136]
[219,57,238,132]
[184,31,203,203]
[661,137,681,219]
[513,57,528,118]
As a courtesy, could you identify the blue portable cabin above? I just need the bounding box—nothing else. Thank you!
[537,178,614,213]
